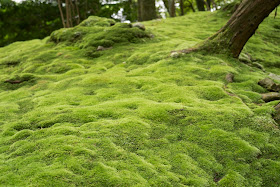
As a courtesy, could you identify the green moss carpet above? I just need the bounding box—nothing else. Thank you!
[0,11,280,186]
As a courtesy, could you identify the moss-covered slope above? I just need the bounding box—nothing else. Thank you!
[0,12,279,186]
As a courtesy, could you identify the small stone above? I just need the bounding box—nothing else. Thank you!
[97,46,105,51]
[74,32,81,38]
[132,23,146,31]
[170,52,180,58]
[225,73,234,83]
[97,46,112,51]
[273,102,280,124]
[269,73,280,82]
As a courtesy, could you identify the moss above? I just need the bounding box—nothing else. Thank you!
[49,17,150,50]
[218,170,245,187]
[79,16,116,27]
[0,11,279,186]
[9,129,33,143]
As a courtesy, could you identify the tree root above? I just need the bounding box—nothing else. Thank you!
[258,78,280,92]
[4,80,24,84]
[261,92,280,102]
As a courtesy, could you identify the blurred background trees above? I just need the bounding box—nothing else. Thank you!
[0,0,240,47]
[0,0,61,46]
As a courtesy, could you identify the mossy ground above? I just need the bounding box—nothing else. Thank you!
[0,12,280,186]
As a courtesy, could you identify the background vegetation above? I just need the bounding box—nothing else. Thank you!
[0,0,238,47]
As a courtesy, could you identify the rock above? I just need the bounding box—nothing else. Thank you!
[74,32,81,38]
[97,46,112,51]
[273,102,280,124]
[269,73,280,82]
[261,92,280,102]
[97,46,105,51]
[225,73,234,83]
[170,52,180,58]
[132,23,146,31]
[258,78,280,92]
[275,102,280,110]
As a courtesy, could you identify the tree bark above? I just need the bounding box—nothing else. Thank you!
[84,0,88,20]
[137,0,143,21]
[187,0,195,12]
[65,0,70,28]
[197,0,280,58]
[196,0,205,11]
[169,0,176,17]
[57,0,66,28]
[205,0,211,11]
[180,0,184,15]
[138,0,157,21]
[75,0,80,24]
[69,0,77,25]
[261,92,280,102]
[68,0,73,27]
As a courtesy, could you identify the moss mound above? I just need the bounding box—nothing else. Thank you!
[0,12,280,186]
[49,16,150,50]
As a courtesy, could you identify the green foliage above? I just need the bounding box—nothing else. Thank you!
[0,0,139,47]
[0,0,62,47]
[0,11,279,186]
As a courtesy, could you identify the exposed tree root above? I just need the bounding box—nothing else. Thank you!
[258,78,280,92]
[261,92,280,102]
[4,80,25,84]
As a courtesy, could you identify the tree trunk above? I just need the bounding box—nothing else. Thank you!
[84,0,88,20]
[196,0,205,11]
[180,0,184,15]
[65,0,70,28]
[187,0,195,12]
[137,0,143,21]
[57,0,66,28]
[75,0,80,24]
[205,0,211,11]
[197,0,280,58]
[69,0,77,25]
[169,0,176,17]
[68,0,73,27]
[138,0,157,21]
